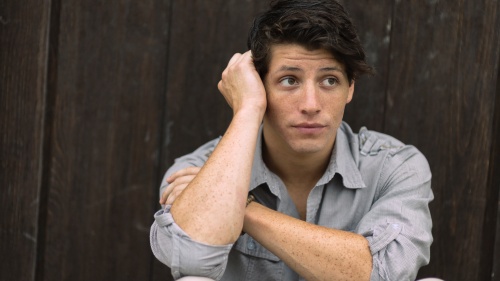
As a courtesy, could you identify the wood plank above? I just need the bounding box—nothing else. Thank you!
[161,0,270,164]
[152,0,270,279]
[0,0,51,280]
[40,0,171,280]
[384,0,500,280]
[488,53,500,281]
[494,192,500,281]
[341,0,393,132]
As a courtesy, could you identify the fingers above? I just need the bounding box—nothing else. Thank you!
[227,52,243,68]
[160,175,195,204]
[220,53,242,88]
[220,51,253,82]
[161,173,196,202]
[218,50,266,114]
[225,50,252,68]
[165,184,188,205]
[167,166,201,183]
[160,167,201,205]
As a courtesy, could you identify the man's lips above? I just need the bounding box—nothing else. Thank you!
[292,123,327,133]
[293,123,326,128]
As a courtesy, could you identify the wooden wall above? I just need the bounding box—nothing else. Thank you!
[1,0,499,280]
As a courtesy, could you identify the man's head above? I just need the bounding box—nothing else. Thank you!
[247,0,373,84]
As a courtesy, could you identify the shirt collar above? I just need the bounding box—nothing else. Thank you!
[249,123,366,193]
[321,122,367,189]
[249,128,285,199]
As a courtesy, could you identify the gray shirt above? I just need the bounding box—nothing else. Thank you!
[150,122,433,281]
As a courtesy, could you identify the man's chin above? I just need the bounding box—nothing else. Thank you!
[288,142,329,155]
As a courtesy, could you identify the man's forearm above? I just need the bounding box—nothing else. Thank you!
[243,203,372,281]
[170,110,262,245]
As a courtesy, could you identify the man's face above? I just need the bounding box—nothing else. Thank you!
[262,44,354,157]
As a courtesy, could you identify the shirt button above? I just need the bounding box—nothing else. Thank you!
[247,240,256,250]
[391,223,400,229]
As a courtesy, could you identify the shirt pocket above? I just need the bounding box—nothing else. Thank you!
[231,234,283,281]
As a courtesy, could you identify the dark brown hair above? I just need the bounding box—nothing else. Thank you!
[247,0,373,83]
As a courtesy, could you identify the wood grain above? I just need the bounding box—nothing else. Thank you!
[494,192,500,281]
[489,51,500,281]
[341,0,393,133]
[39,0,170,280]
[384,0,500,280]
[161,0,269,167]
[0,0,51,280]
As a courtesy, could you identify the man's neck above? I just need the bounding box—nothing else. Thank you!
[262,138,334,190]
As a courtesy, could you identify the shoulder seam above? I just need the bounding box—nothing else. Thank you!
[359,128,404,156]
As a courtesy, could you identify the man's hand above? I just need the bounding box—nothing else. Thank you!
[160,167,201,205]
[218,51,267,118]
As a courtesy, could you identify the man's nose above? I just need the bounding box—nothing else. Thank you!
[300,83,321,114]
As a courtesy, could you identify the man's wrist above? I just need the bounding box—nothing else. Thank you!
[233,105,265,123]
[246,194,255,207]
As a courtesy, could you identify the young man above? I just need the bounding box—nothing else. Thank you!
[150,1,433,280]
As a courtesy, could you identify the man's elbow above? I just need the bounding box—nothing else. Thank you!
[150,209,233,280]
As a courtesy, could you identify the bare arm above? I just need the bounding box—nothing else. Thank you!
[243,203,372,281]
[170,51,266,245]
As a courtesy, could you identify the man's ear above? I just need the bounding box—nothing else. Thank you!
[347,80,355,103]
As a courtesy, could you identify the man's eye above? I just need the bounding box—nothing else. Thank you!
[322,77,338,86]
[279,77,297,86]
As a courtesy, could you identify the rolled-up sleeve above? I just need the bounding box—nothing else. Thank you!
[150,206,233,280]
[357,146,433,281]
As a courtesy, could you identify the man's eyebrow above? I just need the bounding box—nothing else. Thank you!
[319,67,344,72]
[319,66,348,78]
[276,66,346,75]
[277,65,303,72]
